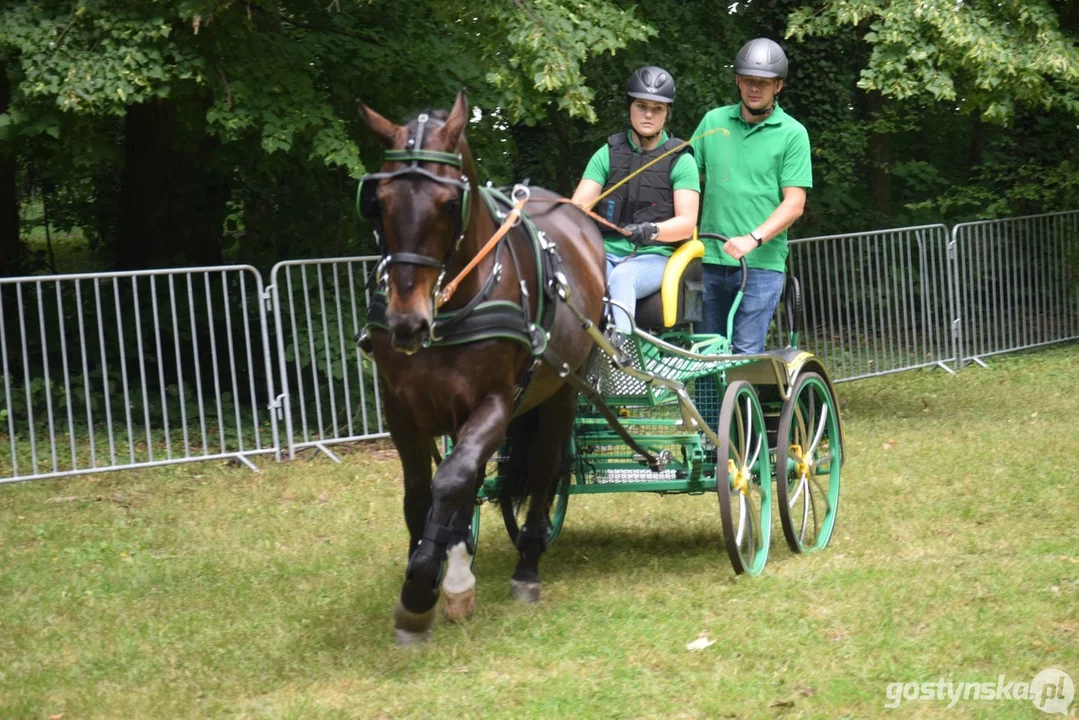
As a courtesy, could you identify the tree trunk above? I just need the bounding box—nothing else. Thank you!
[866,90,893,216]
[117,99,229,269]
[0,65,22,275]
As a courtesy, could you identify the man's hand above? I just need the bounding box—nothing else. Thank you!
[623,222,659,245]
[723,234,758,260]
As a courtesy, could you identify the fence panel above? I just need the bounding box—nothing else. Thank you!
[0,267,279,484]
[782,225,956,381]
[269,256,386,460]
[2,213,1075,484]
[951,211,1079,366]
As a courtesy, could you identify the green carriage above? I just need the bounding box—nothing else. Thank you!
[473,233,845,577]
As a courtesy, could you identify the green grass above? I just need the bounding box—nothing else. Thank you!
[2,345,1077,718]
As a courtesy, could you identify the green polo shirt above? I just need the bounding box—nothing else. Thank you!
[691,102,812,271]
[581,130,701,257]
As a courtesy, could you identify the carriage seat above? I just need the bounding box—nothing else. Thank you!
[633,236,705,331]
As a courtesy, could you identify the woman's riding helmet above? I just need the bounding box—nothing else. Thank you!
[626,66,676,104]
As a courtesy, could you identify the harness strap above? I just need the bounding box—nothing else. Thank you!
[430,244,503,339]
[384,252,443,270]
[437,188,528,307]
[366,294,534,351]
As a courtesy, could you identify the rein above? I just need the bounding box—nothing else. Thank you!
[531,197,631,237]
[437,185,529,307]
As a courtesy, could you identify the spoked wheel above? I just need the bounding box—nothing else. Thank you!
[775,372,842,553]
[716,380,772,576]
[501,467,571,547]
[468,503,481,567]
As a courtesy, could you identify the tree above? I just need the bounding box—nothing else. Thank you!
[787,0,1079,223]
[0,0,653,269]
[0,61,19,273]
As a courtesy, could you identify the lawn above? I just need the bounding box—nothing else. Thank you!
[1,345,1077,718]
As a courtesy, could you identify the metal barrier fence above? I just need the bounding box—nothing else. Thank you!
[784,224,957,382]
[951,211,1079,367]
[269,257,386,461]
[0,267,278,485]
[1,211,1076,484]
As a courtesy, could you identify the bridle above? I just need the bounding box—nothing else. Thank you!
[356,113,473,289]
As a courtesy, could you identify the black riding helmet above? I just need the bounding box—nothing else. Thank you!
[626,66,676,104]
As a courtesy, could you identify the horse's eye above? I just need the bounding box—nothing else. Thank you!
[443,199,460,217]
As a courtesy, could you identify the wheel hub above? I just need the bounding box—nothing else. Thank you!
[728,459,750,496]
[789,443,812,479]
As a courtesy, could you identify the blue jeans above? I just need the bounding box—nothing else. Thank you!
[700,264,784,354]
[605,252,669,332]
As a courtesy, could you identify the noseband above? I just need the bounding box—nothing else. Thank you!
[357,114,473,282]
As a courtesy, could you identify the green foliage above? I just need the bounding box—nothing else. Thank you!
[479,0,654,123]
[1,0,1077,266]
[788,0,1079,122]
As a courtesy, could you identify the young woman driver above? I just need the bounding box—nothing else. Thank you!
[571,66,701,336]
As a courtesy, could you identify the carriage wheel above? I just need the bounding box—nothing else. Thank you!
[775,372,841,553]
[716,380,772,576]
[468,503,481,568]
[501,468,571,547]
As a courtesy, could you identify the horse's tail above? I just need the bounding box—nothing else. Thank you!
[497,407,540,509]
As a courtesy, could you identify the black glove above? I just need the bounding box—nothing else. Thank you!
[623,222,659,245]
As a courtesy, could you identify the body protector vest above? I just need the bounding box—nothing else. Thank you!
[597,133,693,247]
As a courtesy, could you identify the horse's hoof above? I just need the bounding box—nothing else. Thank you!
[394,598,437,645]
[442,587,476,623]
[395,627,433,647]
[510,579,542,604]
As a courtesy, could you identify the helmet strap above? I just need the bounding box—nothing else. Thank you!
[743,101,774,118]
[631,128,663,149]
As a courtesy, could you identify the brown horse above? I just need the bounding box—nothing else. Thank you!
[359,91,606,645]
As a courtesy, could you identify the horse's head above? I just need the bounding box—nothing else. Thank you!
[359,91,472,354]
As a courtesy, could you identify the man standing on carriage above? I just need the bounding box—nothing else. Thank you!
[570,66,700,338]
[691,38,813,354]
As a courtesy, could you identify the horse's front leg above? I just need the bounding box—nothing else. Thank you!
[394,394,511,646]
[382,391,434,558]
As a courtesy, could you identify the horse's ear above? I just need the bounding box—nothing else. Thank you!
[358,101,401,148]
[440,89,469,146]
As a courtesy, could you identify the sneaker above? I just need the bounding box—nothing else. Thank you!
[608,330,634,367]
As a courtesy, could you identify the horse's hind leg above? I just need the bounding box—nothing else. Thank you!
[510,383,577,604]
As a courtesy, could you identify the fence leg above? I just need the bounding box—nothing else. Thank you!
[313,442,342,463]
[932,361,957,375]
[233,454,261,473]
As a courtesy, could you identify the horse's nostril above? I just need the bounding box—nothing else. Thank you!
[386,310,431,352]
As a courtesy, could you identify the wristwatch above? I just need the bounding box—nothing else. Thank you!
[750,230,764,247]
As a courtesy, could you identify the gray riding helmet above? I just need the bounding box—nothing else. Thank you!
[734,38,788,79]
[626,66,676,103]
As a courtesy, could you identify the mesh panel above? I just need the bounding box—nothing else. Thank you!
[583,332,740,406]
[483,333,756,492]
